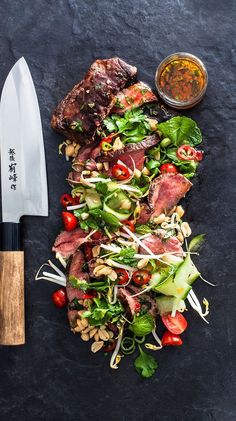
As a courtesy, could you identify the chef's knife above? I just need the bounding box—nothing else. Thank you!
[0,57,48,345]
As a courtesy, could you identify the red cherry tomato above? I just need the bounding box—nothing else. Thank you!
[112,164,130,180]
[195,150,204,161]
[60,193,74,207]
[62,211,77,231]
[162,331,183,346]
[122,220,135,232]
[160,163,178,174]
[84,244,93,261]
[161,311,188,334]
[103,340,117,353]
[177,145,197,161]
[91,231,102,241]
[132,270,151,286]
[115,268,129,285]
[52,287,68,308]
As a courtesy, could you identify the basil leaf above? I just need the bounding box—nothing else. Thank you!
[158,116,202,146]
[129,313,155,336]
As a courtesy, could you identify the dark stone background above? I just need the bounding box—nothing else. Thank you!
[0,0,236,420]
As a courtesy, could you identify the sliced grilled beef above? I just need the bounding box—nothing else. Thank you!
[52,228,89,258]
[148,173,192,219]
[66,250,89,302]
[51,58,137,143]
[117,288,140,316]
[137,203,152,224]
[140,233,183,256]
[127,285,157,317]
[99,134,160,171]
[111,82,157,114]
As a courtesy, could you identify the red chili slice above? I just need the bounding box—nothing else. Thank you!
[122,220,135,232]
[162,331,183,346]
[132,270,151,286]
[195,150,204,161]
[60,193,74,207]
[177,145,197,161]
[103,340,117,353]
[115,268,129,285]
[112,164,130,180]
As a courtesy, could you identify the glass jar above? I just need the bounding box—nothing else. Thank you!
[155,52,208,109]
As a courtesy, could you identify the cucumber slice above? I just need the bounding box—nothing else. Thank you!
[156,296,185,316]
[155,275,191,299]
[85,190,102,210]
[103,190,133,221]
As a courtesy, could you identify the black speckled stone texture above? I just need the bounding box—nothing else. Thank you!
[0,0,236,420]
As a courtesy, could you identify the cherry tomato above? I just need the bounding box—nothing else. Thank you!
[132,270,151,286]
[160,163,178,174]
[60,193,74,207]
[115,268,129,285]
[103,340,117,353]
[195,150,204,161]
[162,331,183,346]
[91,231,102,241]
[177,145,197,161]
[122,220,135,232]
[161,311,188,334]
[84,244,93,261]
[52,287,68,308]
[112,164,130,180]
[62,211,77,231]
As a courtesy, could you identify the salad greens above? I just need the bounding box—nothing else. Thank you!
[103,108,153,144]
[129,314,155,336]
[81,298,124,326]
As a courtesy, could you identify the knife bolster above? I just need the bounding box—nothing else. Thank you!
[1,222,21,251]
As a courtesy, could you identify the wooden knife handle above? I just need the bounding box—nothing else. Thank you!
[0,251,25,345]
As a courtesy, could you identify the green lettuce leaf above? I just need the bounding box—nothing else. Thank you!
[158,116,202,146]
[129,313,155,336]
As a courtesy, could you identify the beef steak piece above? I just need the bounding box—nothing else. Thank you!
[148,173,192,219]
[51,58,137,143]
[111,81,157,114]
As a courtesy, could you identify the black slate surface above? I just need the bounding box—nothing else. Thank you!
[0,0,236,420]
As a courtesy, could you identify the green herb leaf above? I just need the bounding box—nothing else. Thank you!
[70,120,84,132]
[135,225,152,235]
[134,346,158,378]
[95,182,108,196]
[158,116,202,147]
[129,313,155,336]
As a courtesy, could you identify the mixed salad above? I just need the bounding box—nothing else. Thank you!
[37,67,212,378]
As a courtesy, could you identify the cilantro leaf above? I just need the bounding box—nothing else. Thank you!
[134,346,158,378]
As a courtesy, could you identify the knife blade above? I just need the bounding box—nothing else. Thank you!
[0,57,48,345]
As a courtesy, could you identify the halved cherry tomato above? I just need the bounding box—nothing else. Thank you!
[52,287,68,308]
[122,220,135,232]
[91,231,102,241]
[115,268,129,285]
[112,164,130,180]
[103,340,117,353]
[84,244,93,261]
[60,193,74,207]
[132,270,151,286]
[62,211,77,231]
[162,331,183,346]
[177,145,196,161]
[160,163,178,174]
[195,150,204,161]
[161,311,188,334]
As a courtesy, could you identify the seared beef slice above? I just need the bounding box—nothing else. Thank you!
[51,58,137,143]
